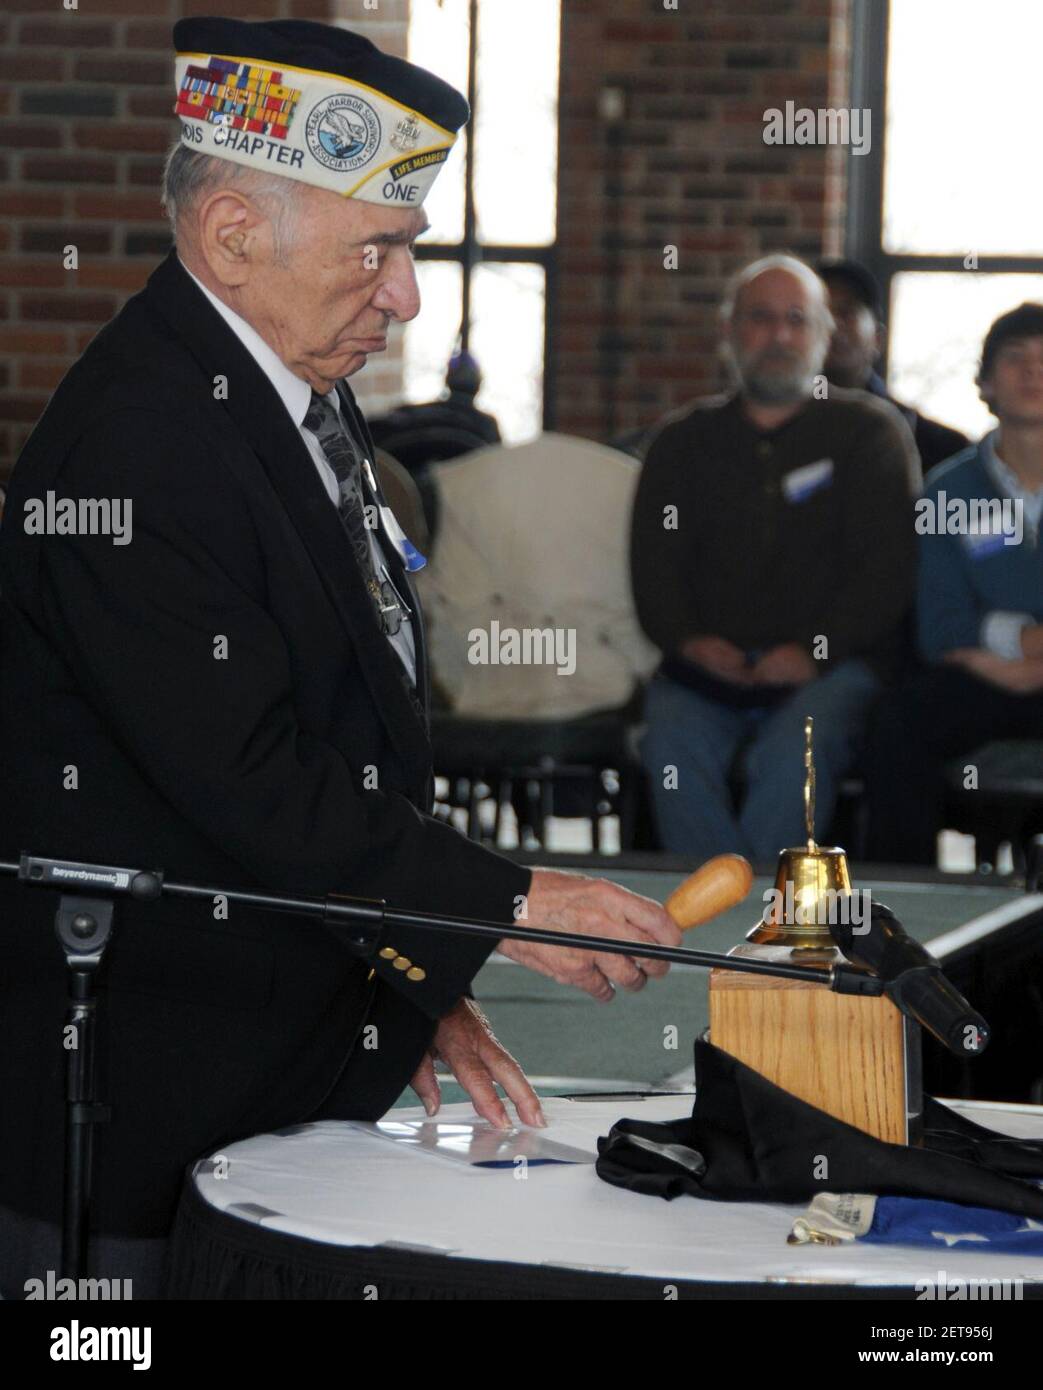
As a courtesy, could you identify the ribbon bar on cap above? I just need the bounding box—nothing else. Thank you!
[174,50,456,207]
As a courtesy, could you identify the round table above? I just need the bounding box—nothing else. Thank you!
[165,1093,1043,1299]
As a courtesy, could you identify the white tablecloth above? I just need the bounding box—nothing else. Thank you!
[191,1095,1043,1289]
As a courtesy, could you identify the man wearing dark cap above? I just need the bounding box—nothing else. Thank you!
[0,19,679,1296]
[864,302,1043,863]
[818,257,969,473]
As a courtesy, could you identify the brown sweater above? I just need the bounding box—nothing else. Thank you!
[629,388,921,678]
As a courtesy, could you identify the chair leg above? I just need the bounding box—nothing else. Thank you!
[974,829,1002,875]
[524,777,541,848]
[538,775,553,847]
[1026,836,1043,893]
[467,775,482,842]
[618,767,636,851]
[493,776,510,847]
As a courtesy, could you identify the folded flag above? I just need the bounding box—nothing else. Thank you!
[789,1190,1043,1255]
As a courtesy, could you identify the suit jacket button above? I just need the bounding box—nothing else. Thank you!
[393,956,412,970]
[406,966,426,982]
[379,946,398,959]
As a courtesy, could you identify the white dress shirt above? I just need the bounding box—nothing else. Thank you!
[179,258,416,685]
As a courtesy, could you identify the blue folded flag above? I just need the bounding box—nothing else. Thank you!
[865,1195,1043,1255]
[791,1191,1043,1255]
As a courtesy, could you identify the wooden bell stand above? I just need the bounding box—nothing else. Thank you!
[664,721,924,1147]
[707,950,921,1145]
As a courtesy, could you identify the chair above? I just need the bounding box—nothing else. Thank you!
[430,705,647,851]
[367,412,493,477]
[416,434,661,850]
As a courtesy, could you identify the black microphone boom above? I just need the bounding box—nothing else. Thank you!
[831,902,990,1057]
[1,852,991,1281]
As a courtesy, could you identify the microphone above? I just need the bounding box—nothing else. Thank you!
[831,902,990,1057]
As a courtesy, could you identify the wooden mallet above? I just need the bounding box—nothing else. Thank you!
[664,853,754,930]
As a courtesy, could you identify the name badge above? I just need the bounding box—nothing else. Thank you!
[960,529,1009,561]
[782,458,834,503]
[362,458,427,572]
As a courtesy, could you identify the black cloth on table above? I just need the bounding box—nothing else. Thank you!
[596,1041,1043,1214]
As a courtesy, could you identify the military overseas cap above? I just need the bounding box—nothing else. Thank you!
[172,17,469,207]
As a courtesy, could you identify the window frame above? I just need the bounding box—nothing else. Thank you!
[845,0,1043,363]
[412,0,561,431]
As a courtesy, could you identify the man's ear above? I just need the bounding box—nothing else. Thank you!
[196,191,271,289]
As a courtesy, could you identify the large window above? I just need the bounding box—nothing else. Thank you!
[848,0,1043,441]
[404,0,561,443]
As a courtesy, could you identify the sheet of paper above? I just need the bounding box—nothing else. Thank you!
[350,1116,595,1167]
[351,1093,695,1169]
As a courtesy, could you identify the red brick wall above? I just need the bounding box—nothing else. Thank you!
[0,0,407,483]
[553,0,852,442]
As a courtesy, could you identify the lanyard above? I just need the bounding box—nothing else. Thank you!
[361,457,427,573]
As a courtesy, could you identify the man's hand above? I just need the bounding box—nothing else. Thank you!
[496,869,682,1002]
[678,635,752,683]
[409,997,544,1131]
[1020,624,1043,660]
[748,643,818,687]
[943,647,1043,694]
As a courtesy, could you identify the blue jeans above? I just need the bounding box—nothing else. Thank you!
[638,660,880,860]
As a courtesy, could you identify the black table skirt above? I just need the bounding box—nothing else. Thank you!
[165,1179,954,1301]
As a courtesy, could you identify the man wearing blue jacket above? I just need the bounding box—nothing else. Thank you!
[865,303,1043,863]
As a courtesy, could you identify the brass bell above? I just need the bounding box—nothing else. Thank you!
[745,716,853,957]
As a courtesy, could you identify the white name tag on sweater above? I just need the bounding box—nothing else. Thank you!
[782,457,834,503]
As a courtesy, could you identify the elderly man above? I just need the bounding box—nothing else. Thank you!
[0,18,679,1297]
[631,254,920,859]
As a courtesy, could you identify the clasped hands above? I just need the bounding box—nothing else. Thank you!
[680,634,818,687]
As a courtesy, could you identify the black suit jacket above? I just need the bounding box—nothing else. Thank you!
[0,250,531,1238]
